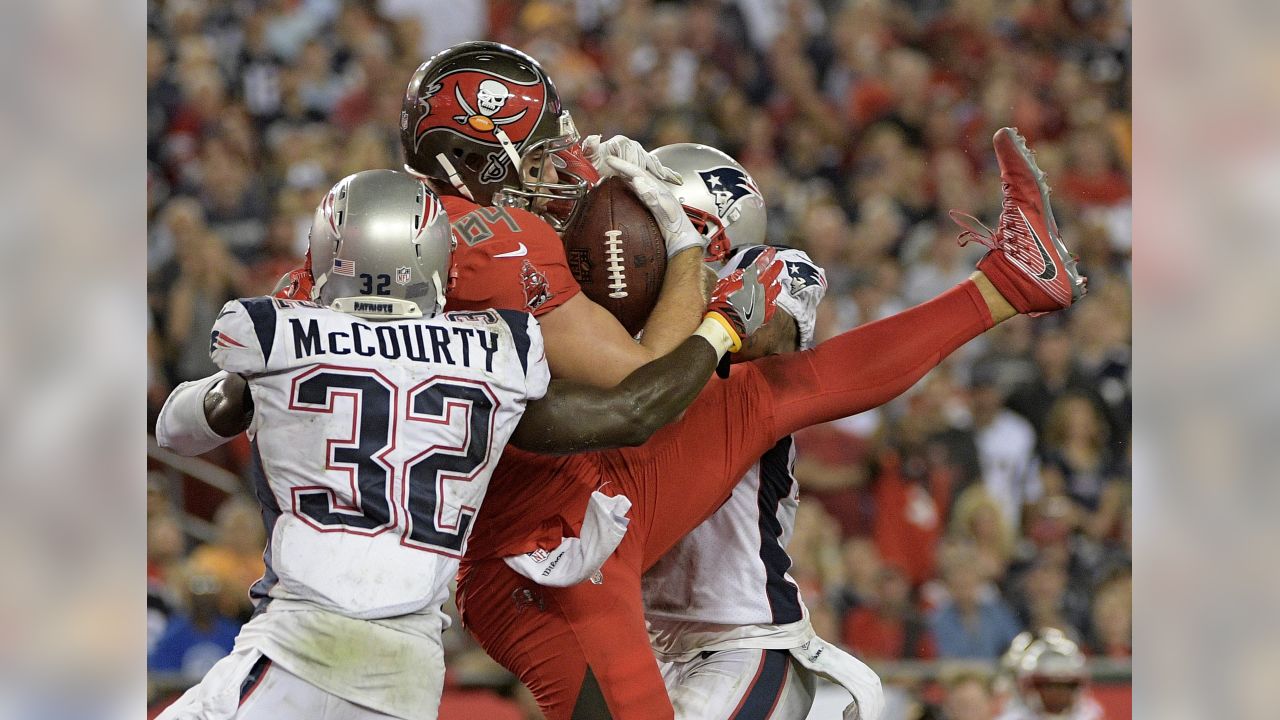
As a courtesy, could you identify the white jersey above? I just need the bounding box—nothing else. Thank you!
[644,245,826,659]
[210,297,549,620]
[644,438,807,656]
[996,695,1105,720]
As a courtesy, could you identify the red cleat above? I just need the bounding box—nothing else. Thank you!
[950,128,1087,316]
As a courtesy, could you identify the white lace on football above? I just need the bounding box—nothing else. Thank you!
[604,229,628,299]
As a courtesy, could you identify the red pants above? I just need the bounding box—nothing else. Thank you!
[457,282,993,720]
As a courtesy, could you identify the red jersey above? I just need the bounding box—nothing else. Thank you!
[436,195,602,559]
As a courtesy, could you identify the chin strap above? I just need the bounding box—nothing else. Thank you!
[492,127,524,173]
[433,154,474,201]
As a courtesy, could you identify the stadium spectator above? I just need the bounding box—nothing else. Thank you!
[185,498,266,622]
[941,669,998,720]
[147,574,239,683]
[1039,393,1127,543]
[949,485,1015,585]
[928,546,1021,659]
[842,562,937,661]
[969,363,1042,532]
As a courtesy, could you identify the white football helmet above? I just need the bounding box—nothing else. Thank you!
[650,143,767,265]
[308,170,454,320]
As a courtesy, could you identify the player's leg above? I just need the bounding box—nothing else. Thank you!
[457,551,671,720]
[760,278,995,438]
[663,648,817,720]
[763,126,1086,439]
[235,659,402,720]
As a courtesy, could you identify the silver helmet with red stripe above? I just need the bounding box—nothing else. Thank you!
[308,170,453,320]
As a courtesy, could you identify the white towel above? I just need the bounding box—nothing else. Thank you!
[504,492,632,587]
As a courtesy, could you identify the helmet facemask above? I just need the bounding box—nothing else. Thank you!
[492,112,591,231]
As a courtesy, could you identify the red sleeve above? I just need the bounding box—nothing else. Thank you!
[442,197,581,317]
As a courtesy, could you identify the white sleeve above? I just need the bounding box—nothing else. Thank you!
[154,371,235,456]
[209,299,269,375]
[524,314,550,401]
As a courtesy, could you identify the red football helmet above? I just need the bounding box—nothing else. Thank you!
[400,41,591,229]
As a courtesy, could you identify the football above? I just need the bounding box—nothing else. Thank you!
[561,176,667,336]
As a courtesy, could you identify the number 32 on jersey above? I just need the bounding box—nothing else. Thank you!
[286,365,499,558]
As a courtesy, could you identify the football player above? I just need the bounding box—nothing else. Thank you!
[454,125,1085,720]
[156,41,714,458]
[154,169,780,720]
[997,632,1104,720]
[160,41,1086,720]
[638,143,880,720]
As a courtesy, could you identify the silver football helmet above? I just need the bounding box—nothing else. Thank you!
[1014,631,1088,719]
[308,170,454,320]
[650,143,767,264]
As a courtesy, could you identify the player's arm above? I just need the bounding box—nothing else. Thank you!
[155,371,245,455]
[511,249,783,454]
[538,247,708,387]
[154,271,311,454]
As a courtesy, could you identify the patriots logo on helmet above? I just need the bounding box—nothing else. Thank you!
[785,259,825,294]
[412,70,547,152]
[697,166,761,217]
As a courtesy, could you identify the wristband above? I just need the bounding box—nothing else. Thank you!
[696,313,741,355]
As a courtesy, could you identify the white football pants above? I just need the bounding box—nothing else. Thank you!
[659,648,818,720]
[155,648,404,720]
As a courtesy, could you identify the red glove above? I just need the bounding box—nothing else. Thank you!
[706,246,784,350]
[272,251,315,300]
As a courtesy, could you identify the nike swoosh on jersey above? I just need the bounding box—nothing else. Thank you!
[1019,207,1057,281]
[494,243,529,258]
[217,308,236,319]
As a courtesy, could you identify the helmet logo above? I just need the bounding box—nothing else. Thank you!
[396,266,412,286]
[414,70,545,151]
[697,167,761,218]
[479,152,508,184]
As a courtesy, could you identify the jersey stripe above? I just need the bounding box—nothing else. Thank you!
[495,309,531,374]
[248,439,281,612]
[730,649,790,720]
[240,297,278,366]
[757,437,802,624]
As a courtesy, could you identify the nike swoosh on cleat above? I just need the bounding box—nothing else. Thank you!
[494,242,529,258]
[1019,208,1057,281]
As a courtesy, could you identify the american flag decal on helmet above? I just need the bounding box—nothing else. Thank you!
[332,258,356,277]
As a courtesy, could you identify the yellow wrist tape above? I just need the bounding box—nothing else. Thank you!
[696,313,741,356]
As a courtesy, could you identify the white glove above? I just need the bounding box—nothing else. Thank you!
[582,134,682,184]
[504,492,632,587]
[604,156,705,258]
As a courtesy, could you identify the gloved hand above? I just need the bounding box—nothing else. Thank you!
[604,156,705,259]
[582,134,682,184]
[706,246,784,352]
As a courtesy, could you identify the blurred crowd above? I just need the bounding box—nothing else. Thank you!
[147,0,1130,717]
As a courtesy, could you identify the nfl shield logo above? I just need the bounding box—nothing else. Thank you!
[395,266,412,286]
